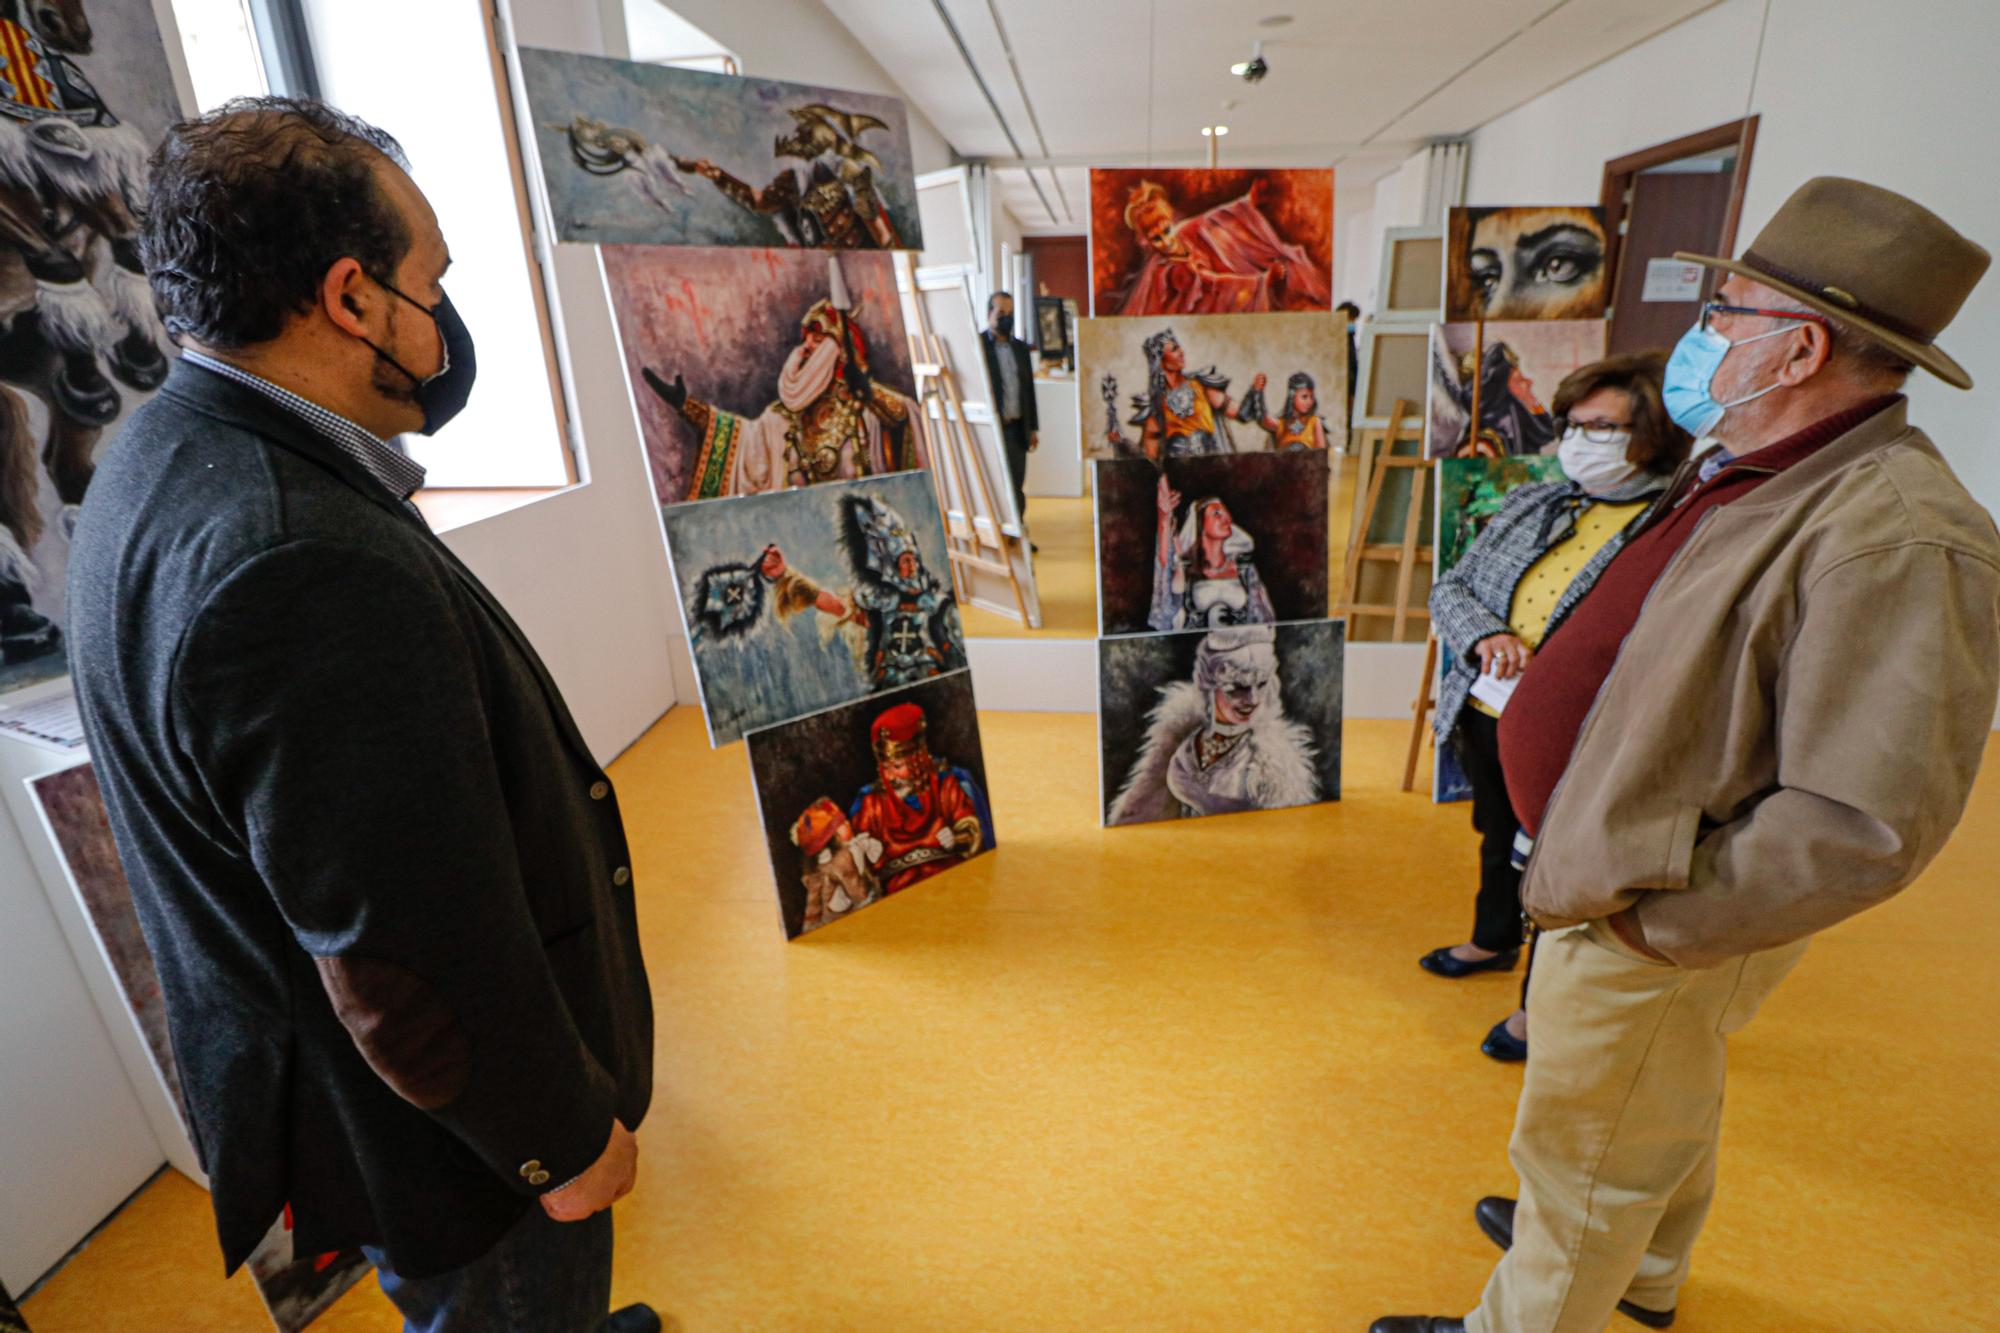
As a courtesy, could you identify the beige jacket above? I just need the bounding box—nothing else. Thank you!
[1523,399,2000,967]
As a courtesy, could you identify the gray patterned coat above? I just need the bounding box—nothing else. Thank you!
[1430,481,1663,744]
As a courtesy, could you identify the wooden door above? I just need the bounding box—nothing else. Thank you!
[1608,168,1734,356]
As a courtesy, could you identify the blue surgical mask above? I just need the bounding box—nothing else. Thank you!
[1661,320,1803,438]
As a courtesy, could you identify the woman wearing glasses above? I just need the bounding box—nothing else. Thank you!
[1422,352,1693,1061]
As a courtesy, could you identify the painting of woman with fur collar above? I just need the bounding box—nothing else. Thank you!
[1104,626,1324,825]
[1147,474,1276,632]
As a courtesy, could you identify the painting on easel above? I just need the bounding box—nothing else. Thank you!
[1099,620,1343,826]
[1443,206,1611,323]
[1094,452,1329,636]
[1089,168,1334,316]
[518,47,924,250]
[1425,320,1607,459]
[659,471,966,747]
[602,246,925,503]
[745,670,995,939]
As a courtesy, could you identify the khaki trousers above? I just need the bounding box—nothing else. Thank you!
[1464,920,1808,1333]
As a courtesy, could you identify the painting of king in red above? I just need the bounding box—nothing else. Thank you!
[1089,168,1334,316]
[746,671,995,939]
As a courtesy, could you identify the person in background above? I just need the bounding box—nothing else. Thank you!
[1336,299,1361,422]
[1423,353,1689,1062]
[980,289,1038,539]
[66,97,658,1333]
[1375,178,1996,1333]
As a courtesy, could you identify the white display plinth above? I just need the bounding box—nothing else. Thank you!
[0,682,173,1294]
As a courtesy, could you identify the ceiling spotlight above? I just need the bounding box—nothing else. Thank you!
[1231,41,1270,83]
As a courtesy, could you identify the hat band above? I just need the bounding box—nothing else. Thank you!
[1741,251,1935,345]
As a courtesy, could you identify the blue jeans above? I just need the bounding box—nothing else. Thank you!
[365,1204,612,1333]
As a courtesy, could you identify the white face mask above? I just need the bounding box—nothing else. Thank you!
[1556,428,1646,496]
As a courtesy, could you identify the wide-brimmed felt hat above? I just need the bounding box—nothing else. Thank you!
[1676,176,1990,389]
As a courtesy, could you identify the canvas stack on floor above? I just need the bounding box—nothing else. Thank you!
[1077,167,1347,826]
[1423,204,1614,802]
[518,50,995,938]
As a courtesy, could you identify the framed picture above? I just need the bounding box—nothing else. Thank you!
[1034,296,1069,360]
[1443,205,1611,322]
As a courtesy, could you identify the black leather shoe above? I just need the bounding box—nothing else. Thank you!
[1473,1198,1676,1327]
[1480,1017,1528,1062]
[1368,1319,1465,1333]
[599,1306,663,1333]
[1419,946,1519,978]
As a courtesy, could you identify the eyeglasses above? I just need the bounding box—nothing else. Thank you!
[1553,418,1630,443]
[1698,300,1832,334]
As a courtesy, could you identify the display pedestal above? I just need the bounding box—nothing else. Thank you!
[0,684,178,1295]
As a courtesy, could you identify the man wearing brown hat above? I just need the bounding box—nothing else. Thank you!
[1373,178,1999,1332]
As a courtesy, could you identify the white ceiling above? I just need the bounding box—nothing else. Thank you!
[818,0,1722,232]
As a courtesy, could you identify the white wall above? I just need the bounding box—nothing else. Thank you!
[1466,0,2000,516]
[626,0,954,174]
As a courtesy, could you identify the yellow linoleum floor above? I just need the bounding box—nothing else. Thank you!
[26,717,2000,1331]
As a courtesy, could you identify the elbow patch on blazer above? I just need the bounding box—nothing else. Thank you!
[315,955,471,1110]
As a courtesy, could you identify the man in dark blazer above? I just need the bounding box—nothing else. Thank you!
[67,98,656,1332]
[979,290,1038,536]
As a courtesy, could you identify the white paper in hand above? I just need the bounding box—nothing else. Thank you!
[1469,671,1520,715]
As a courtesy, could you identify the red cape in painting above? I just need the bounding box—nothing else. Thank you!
[1117,195,1333,315]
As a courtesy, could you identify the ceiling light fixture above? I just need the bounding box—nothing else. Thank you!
[1231,41,1269,83]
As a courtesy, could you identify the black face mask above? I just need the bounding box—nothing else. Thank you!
[992,311,1014,338]
[368,281,477,435]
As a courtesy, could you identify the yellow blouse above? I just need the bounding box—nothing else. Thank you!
[1469,499,1646,718]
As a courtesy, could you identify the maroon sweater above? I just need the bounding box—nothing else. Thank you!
[1500,396,1901,836]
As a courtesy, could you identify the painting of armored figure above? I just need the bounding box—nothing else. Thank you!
[1426,319,1607,459]
[1089,168,1333,316]
[519,47,923,250]
[1099,621,1343,826]
[661,470,966,746]
[746,671,995,939]
[603,246,927,503]
[0,2,184,696]
[1094,452,1328,636]
[1079,310,1346,462]
[1444,205,1611,322]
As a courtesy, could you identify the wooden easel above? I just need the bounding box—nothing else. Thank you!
[1337,397,1433,640]
[1403,634,1438,792]
[897,255,1032,626]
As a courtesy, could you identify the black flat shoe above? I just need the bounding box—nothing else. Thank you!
[1368,1319,1465,1333]
[1419,946,1519,978]
[1481,1017,1528,1062]
[600,1306,663,1333]
[1474,1198,1675,1327]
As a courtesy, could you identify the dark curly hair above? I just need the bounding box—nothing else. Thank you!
[140,96,412,348]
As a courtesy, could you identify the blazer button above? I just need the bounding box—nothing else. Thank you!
[529,1169,551,1186]
[613,866,631,887]
[590,781,610,801]
[519,1159,541,1178]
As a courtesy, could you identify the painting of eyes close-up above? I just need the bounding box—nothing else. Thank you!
[1444,205,1611,322]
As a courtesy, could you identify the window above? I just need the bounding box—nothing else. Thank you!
[168,0,269,110]
[624,1,738,73]
[298,0,573,489]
